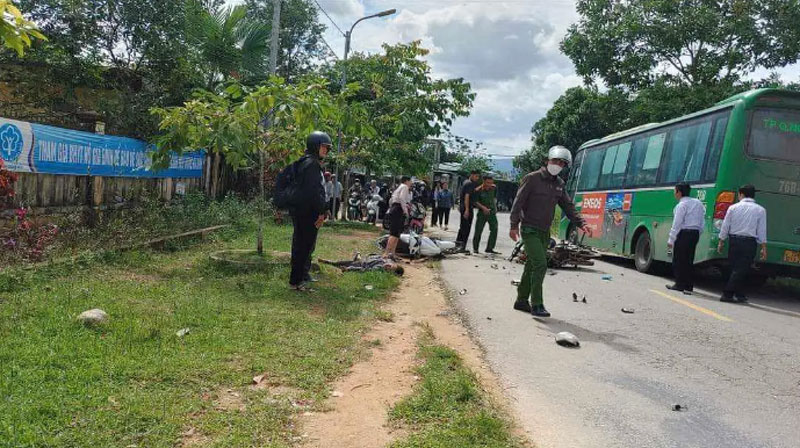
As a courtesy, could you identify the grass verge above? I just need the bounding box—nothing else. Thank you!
[389,327,527,448]
[0,221,397,447]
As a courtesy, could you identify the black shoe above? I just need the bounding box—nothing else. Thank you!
[720,295,737,303]
[666,284,684,292]
[485,249,502,255]
[473,249,480,255]
[513,300,532,313]
[531,305,551,318]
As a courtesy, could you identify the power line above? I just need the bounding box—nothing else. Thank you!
[311,0,346,37]
[319,34,341,60]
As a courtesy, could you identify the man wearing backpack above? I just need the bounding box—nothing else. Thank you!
[277,131,331,291]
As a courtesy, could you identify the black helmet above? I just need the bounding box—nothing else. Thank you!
[306,131,332,156]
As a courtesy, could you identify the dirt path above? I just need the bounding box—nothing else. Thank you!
[301,262,526,447]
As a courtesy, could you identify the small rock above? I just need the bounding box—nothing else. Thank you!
[672,404,686,411]
[621,308,635,314]
[555,331,580,348]
[581,296,587,304]
[176,328,191,337]
[486,317,492,321]
[491,263,499,269]
[601,274,613,281]
[364,285,374,291]
[77,309,108,326]
[459,289,467,295]
[572,292,578,302]
[331,391,344,398]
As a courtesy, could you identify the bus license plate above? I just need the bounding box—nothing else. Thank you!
[784,250,800,264]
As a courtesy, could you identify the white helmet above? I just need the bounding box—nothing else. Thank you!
[548,145,572,165]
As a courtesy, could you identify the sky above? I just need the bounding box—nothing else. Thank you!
[230,0,800,159]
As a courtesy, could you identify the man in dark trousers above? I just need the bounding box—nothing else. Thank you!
[510,146,591,317]
[289,131,331,291]
[456,170,481,251]
[472,174,500,255]
[666,182,706,294]
[717,184,768,303]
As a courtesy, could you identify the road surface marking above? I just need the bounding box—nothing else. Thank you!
[649,289,734,322]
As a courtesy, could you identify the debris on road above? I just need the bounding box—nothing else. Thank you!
[459,289,468,295]
[548,270,557,276]
[572,293,578,302]
[621,308,635,314]
[77,309,108,326]
[672,404,686,411]
[491,263,499,269]
[602,274,613,281]
[555,332,580,348]
[582,296,587,304]
[486,317,492,321]
[509,239,601,268]
[511,280,521,286]
[331,391,344,398]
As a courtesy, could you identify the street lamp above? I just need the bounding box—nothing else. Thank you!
[332,8,396,220]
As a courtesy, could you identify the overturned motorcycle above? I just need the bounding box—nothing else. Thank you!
[376,232,458,258]
[509,238,601,269]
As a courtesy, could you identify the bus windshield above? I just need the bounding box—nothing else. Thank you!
[749,108,800,164]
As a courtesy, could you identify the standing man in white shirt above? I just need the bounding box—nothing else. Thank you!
[666,183,706,294]
[717,184,768,303]
[384,176,413,258]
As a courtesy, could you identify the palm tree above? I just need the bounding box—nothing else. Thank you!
[187,1,271,88]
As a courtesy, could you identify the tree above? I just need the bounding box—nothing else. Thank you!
[0,0,45,56]
[562,0,800,89]
[245,0,328,80]
[323,41,476,176]
[515,86,632,175]
[151,76,371,253]
[186,1,271,88]
[7,0,200,138]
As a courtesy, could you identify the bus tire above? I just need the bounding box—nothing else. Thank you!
[634,231,655,273]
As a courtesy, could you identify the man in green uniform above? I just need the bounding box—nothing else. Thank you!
[510,146,592,317]
[472,174,500,255]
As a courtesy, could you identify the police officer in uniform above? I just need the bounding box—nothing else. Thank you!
[509,146,591,317]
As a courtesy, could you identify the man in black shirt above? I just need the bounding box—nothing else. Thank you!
[456,170,481,250]
[290,131,330,291]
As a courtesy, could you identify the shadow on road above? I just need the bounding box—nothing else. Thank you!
[532,317,642,354]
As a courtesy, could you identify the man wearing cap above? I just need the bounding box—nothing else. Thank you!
[717,184,768,303]
[510,146,592,317]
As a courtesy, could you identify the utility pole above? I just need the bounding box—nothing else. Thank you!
[332,8,396,221]
[259,0,281,255]
[269,0,281,73]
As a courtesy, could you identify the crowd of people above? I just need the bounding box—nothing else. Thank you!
[282,131,770,313]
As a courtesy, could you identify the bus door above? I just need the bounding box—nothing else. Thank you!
[746,108,800,265]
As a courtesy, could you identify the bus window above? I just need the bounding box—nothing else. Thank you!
[704,115,729,182]
[578,147,605,191]
[598,144,618,189]
[626,133,666,187]
[662,119,712,184]
[611,141,632,187]
[567,150,584,196]
[749,108,800,163]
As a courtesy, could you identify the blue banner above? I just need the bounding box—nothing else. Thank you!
[0,117,203,178]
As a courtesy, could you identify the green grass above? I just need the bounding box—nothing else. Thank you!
[389,328,526,448]
[0,222,398,448]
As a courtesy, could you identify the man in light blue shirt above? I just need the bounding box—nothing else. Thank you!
[717,184,768,303]
[666,182,706,294]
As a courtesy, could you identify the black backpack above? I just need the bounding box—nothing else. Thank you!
[273,159,303,209]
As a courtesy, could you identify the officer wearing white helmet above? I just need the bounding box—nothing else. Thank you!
[509,145,593,317]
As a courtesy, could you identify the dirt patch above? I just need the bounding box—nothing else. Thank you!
[179,426,210,447]
[301,263,527,447]
[213,388,245,412]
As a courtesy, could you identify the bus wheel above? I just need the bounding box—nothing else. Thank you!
[634,231,654,273]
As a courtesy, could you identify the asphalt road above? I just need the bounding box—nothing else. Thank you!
[434,210,800,448]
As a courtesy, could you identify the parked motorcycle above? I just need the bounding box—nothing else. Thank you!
[366,194,382,224]
[347,192,362,221]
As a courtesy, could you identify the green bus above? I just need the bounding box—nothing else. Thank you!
[558,88,800,281]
